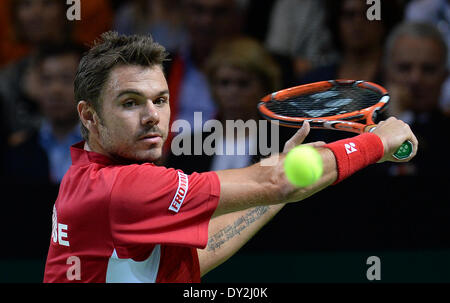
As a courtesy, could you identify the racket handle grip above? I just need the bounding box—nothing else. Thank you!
[366,125,413,160]
[393,140,413,160]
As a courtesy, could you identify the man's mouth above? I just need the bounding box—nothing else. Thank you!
[139,133,163,144]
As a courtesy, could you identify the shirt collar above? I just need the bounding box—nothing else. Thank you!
[70,142,157,167]
[70,141,117,166]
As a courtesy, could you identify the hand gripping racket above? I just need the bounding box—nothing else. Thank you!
[257,80,413,160]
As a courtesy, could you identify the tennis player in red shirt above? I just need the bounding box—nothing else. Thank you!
[43,32,417,283]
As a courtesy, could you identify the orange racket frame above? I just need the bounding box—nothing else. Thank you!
[258,79,413,160]
[258,79,389,133]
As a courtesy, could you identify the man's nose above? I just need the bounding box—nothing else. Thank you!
[47,80,65,96]
[141,100,160,126]
[408,67,423,85]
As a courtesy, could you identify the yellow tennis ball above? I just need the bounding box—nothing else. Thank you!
[284,145,323,187]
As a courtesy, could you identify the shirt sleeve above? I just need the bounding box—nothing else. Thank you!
[109,164,220,259]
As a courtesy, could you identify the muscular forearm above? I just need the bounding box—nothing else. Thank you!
[198,203,285,277]
[213,147,337,218]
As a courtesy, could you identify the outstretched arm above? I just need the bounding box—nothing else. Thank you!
[198,123,322,276]
[198,117,417,276]
[212,117,417,218]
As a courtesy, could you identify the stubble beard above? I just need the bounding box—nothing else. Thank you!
[97,121,166,164]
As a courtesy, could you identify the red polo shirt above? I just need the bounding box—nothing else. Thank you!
[43,142,220,283]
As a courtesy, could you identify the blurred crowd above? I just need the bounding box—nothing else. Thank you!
[0,0,449,278]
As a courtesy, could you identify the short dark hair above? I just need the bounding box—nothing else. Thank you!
[74,31,169,141]
[384,22,448,66]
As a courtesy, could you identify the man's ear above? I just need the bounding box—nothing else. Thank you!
[77,101,98,135]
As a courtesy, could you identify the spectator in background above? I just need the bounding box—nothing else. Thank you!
[3,43,85,185]
[1,43,85,260]
[404,0,450,112]
[166,37,284,172]
[0,0,113,68]
[299,0,403,85]
[383,21,449,177]
[378,21,450,248]
[205,36,281,126]
[265,0,338,78]
[162,0,243,160]
[298,0,403,147]
[0,0,72,135]
[0,0,69,67]
[0,0,113,136]
[114,0,187,53]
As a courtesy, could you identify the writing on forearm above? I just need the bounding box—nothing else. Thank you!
[206,206,269,252]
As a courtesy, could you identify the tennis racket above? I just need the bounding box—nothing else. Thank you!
[257,79,413,160]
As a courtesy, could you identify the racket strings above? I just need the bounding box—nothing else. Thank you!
[265,86,382,118]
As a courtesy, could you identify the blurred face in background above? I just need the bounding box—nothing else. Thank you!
[15,0,67,44]
[339,0,385,53]
[38,53,79,126]
[386,35,447,113]
[212,65,265,121]
[183,0,239,60]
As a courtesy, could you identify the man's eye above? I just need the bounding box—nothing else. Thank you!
[123,99,137,107]
[155,97,168,105]
[422,64,438,75]
[396,63,411,73]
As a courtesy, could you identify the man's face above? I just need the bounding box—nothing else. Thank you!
[339,0,385,52]
[16,0,66,44]
[93,65,170,163]
[212,65,265,121]
[184,0,238,55]
[39,53,79,125]
[386,36,447,112]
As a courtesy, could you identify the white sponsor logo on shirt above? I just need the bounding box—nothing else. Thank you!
[168,172,189,213]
